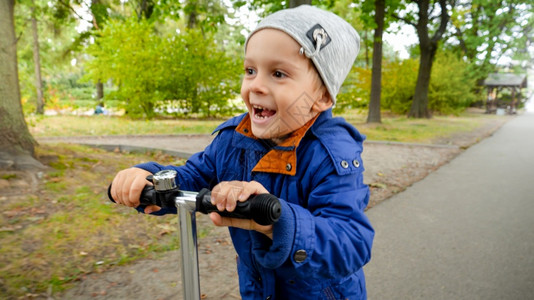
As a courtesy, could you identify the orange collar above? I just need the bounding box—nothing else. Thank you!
[235,113,320,176]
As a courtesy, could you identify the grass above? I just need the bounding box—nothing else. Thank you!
[344,111,498,144]
[27,115,224,137]
[0,144,187,298]
[28,109,504,144]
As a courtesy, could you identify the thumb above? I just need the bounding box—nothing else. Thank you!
[144,205,161,214]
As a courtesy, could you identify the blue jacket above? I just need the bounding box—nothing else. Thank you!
[136,109,374,299]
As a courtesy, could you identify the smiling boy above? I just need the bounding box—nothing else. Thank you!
[110,5,374,299]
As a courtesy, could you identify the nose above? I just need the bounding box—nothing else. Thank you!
[247,72,268,95]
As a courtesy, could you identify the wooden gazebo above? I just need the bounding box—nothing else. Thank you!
[483,73,527,114]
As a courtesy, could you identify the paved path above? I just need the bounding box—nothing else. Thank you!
[364,112,534,299]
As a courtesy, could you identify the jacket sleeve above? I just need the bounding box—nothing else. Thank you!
[251,159,374,279]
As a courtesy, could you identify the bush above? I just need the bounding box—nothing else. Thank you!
[84,18,242,118]
[428,51,477,114]
[381,59,418,114]
[335,50,477,115]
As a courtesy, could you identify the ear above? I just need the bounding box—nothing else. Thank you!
[311,89,333,113]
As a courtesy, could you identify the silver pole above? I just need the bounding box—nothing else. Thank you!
[176,195,201,300]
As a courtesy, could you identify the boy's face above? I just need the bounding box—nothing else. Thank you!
[241,29,332,143]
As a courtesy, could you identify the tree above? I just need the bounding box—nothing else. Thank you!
[0,0,43,170]
[238,0,312,14]
[30,0,44,114]
[365,0,386,123]
[84,17,241,118]
[358,0,404,123]
[450,0,533,80]
[290,0,312,6]
[399,0,452,118]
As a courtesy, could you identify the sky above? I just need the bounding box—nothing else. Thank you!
[383,25,418,59]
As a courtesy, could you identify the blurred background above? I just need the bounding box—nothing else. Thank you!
[10,0,534,120]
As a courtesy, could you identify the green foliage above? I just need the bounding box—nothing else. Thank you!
[15,0,82,114]
[381,58,419,114]
[84,18,242,118]
[335,50,476,115]
[334,66,371,113]
[428,51,477,114]
[84,18,164,118]
[449,0,533,78]
[334,58,417,114]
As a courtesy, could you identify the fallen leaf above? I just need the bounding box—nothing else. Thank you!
[369,182,387,189]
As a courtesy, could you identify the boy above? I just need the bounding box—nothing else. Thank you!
[110,5,374,299]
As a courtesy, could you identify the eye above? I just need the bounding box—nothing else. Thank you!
[273,70,286,78]
[245,67,256,76]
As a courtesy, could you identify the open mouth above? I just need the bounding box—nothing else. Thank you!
[252,104,277,120]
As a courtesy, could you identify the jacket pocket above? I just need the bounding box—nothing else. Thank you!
[321,272,364,300]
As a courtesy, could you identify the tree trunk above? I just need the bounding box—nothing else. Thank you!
[367,0,385,123]
[0,0,44,170]
[137,0,154,20]
[408,42,434,118]
[363,31,370,69]
[407,0,449,118]
[289,0,311,8]
[31,0,44,115]
[96,79,104,100]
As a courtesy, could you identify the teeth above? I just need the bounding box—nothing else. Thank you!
[251,104,275,119]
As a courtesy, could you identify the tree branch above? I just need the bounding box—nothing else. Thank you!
[453,24,468,57]
[57,0,93,24]
[430,0,450,44]
[392,13,417,27]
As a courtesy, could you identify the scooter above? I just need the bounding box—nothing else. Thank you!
[109,169,281,299]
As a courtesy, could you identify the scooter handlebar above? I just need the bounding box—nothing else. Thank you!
[109,184,281,225]
[195,188,281,226]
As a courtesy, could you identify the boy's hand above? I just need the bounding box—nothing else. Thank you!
[110,167,161,214]
[209,181,273,239]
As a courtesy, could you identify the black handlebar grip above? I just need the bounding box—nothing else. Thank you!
[195,188,282,225]
[139,185,158,206]
[108,184,160,206]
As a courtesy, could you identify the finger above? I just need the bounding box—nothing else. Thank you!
[111,170,127,205]
[212,181,242,212]
[224,181,245,211]
[112,168,151,207]
[121,173,138,207]
[238,181,269,202]
[128,174,150,207]
[209,212,223,226]
[209,213,273,239]
[211,182,228,211]
[144,205,161,214]
[209,213,253,229]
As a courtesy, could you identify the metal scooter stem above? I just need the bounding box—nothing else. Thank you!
[174,192,202,300]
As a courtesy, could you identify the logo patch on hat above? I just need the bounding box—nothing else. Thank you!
[306,24,331,50]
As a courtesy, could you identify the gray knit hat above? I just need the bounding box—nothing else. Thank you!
[245,5,360,104]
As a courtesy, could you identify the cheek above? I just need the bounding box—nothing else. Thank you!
[240,80,247,98]
[283,95,316,126]
[240,82,250,106]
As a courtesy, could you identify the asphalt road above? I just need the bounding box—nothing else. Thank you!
[364,112,534,300]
